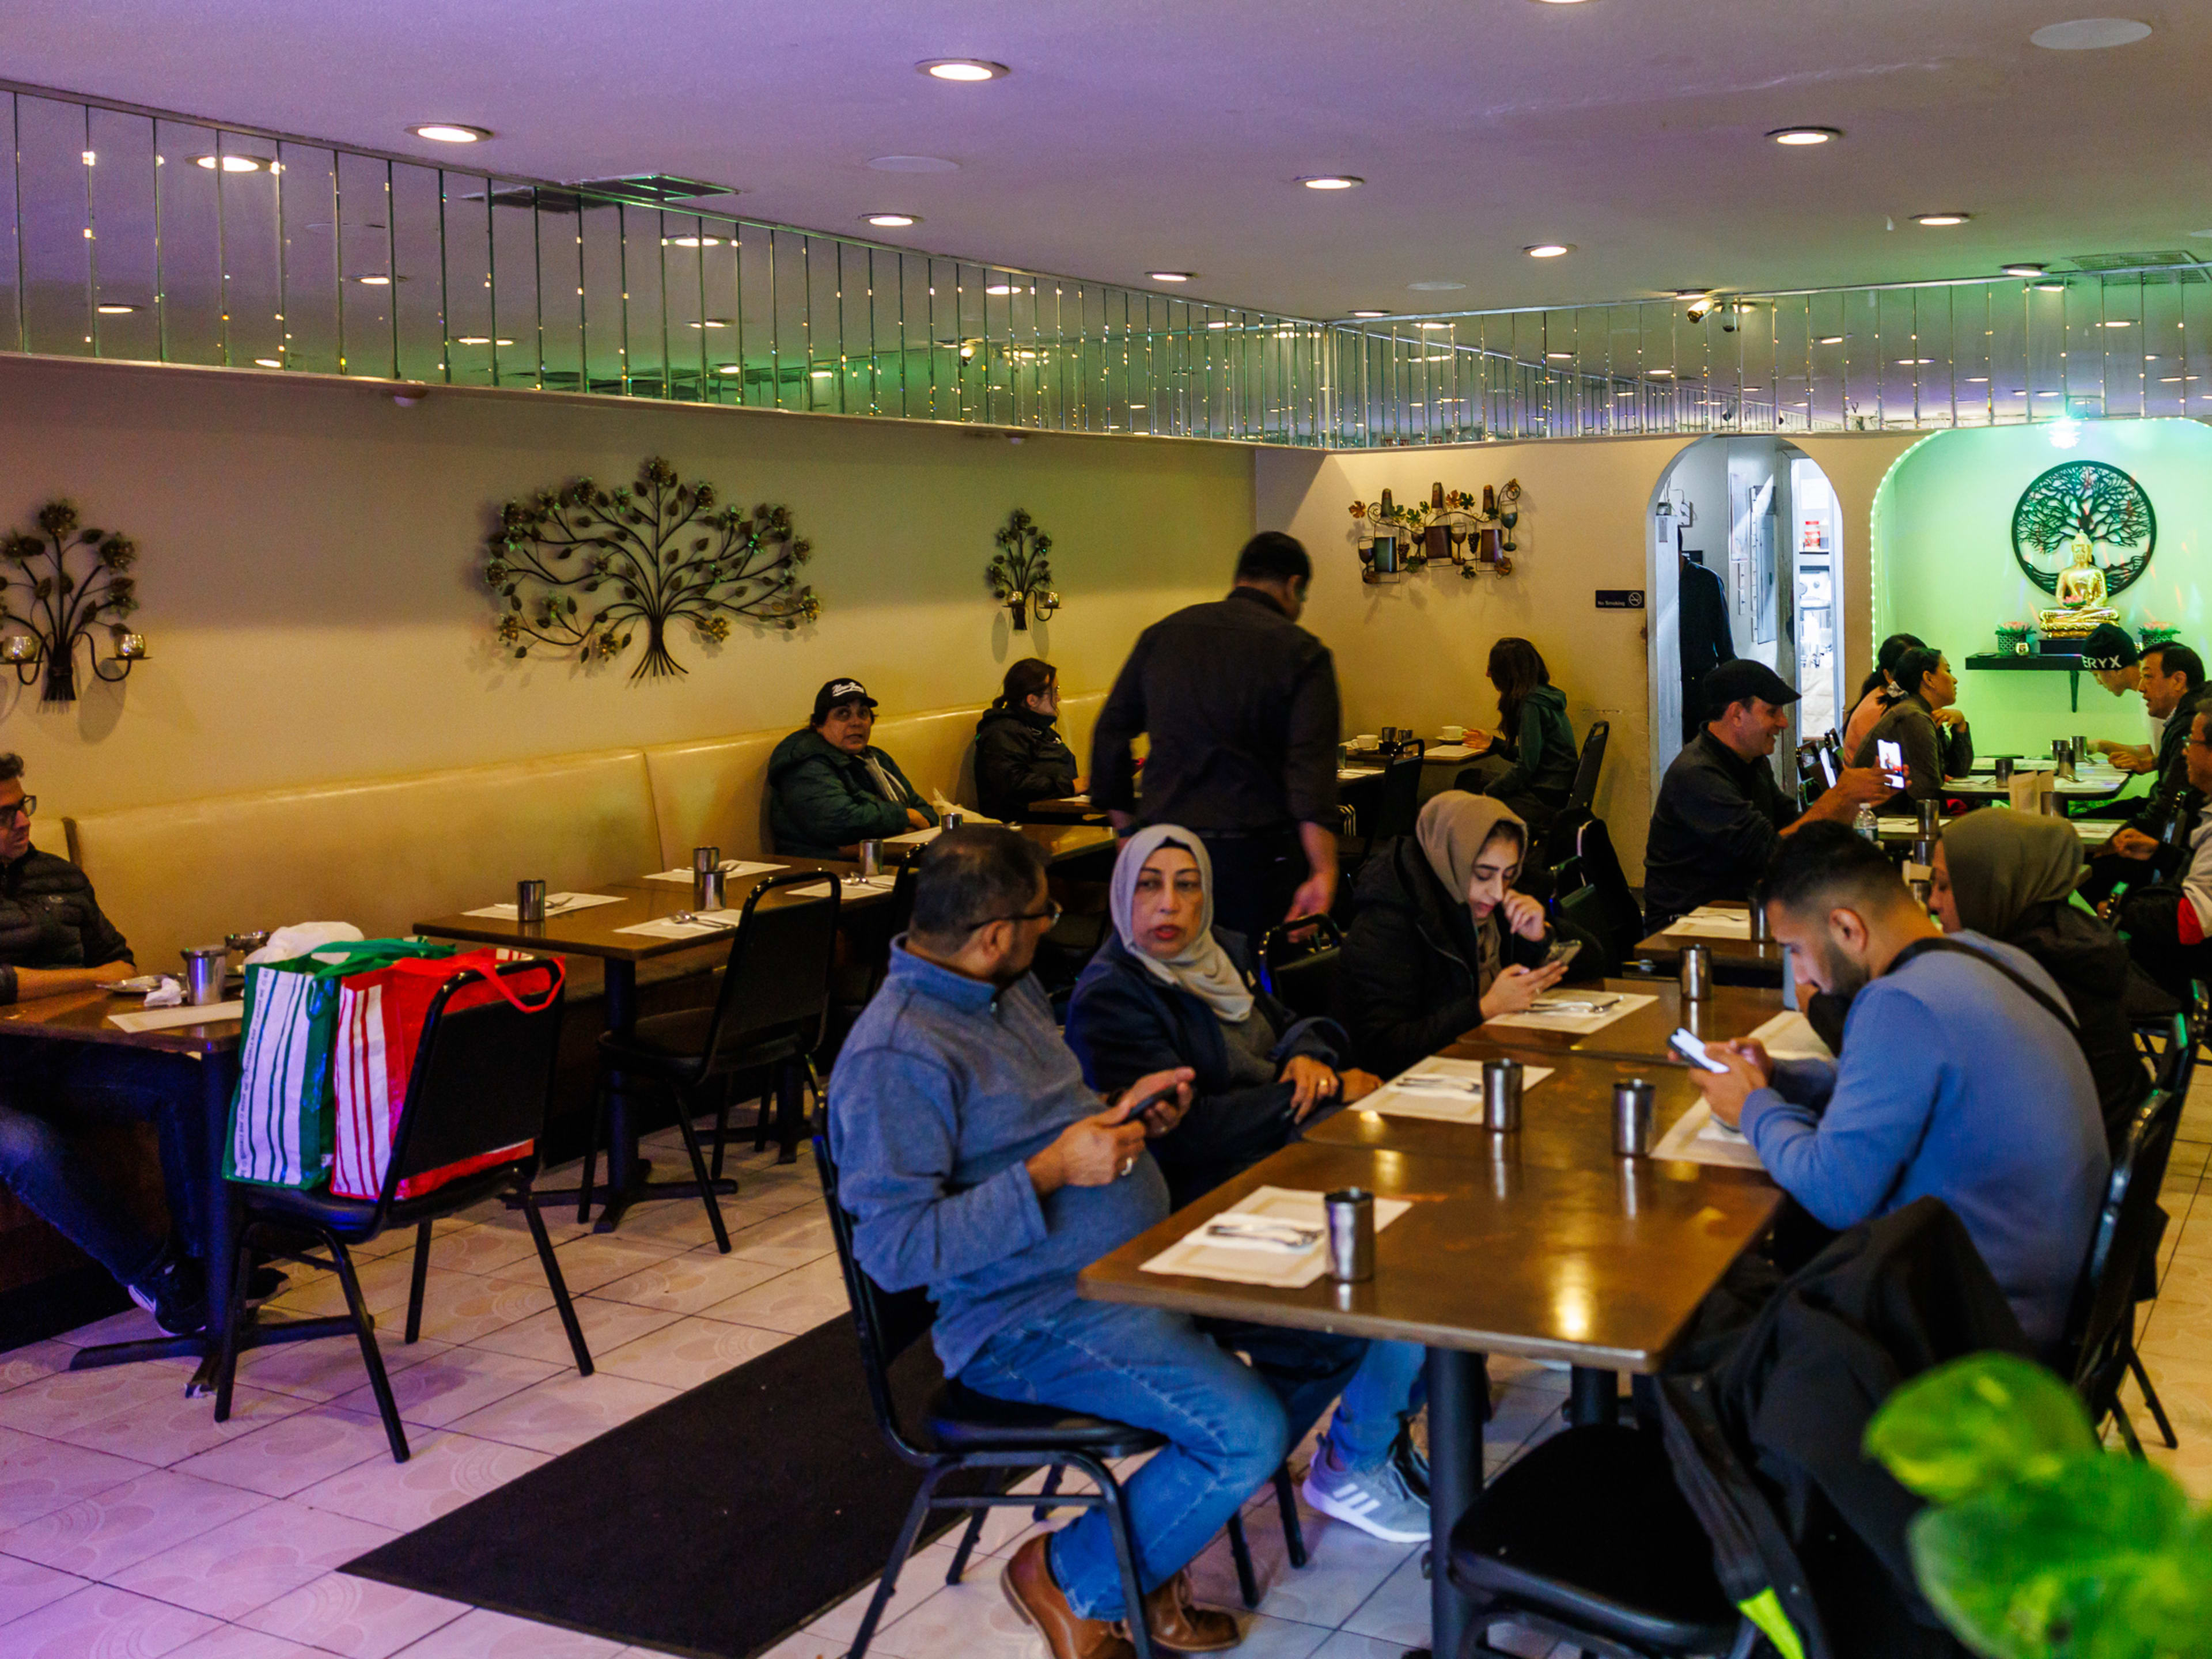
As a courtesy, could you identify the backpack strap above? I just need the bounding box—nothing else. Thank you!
[1885,936,2079,1039]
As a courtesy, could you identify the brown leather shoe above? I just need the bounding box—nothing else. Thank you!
[1120,1569,1242,1653]
[1001,1535,1136,1659]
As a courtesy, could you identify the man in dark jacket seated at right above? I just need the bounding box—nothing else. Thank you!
[767,677,938,858]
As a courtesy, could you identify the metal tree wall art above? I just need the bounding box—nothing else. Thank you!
[987,507,1060,631]
[484,457,819,679]
[0,500,147,704]
[2009,461,2156,597]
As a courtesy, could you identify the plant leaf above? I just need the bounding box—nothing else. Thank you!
[1865,1354,2097,1505]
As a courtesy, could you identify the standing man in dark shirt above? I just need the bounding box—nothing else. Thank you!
[1644,661,1888,929]
[1092,533,1342,943]
[1677,552,1734,743]
[0,754,210,1334]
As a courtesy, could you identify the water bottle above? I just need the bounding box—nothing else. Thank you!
[1855,803,1878,842]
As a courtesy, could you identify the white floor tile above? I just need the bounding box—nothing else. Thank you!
[697,1255,849,1335]
[0,1468,270,1580]
[591,1312,793,1391]
[0,1553,90,1626]
[330,1349,563,1431]
[443,1372,678,1456]
[176,1405,399,1499]
[289,1432,550,1532]
[0,1423,160,1528]
[0,1581,219,1657]
[110,1498,399,1621]
[238,1573,469,1659]
[465,1298,676,1368]
[381,1605,626,1657]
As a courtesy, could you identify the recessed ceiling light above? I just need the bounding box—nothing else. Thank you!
[94,302,138,315]
[1297,175,1363,190]
[2001,262,2048,276]
[1914,213,1971,226]
[984,283,1018,296]
[1768,127,1840,145]
[918,59,1009,81]
[1546,351,1574,359]
[454,336,517,346]
[1965,376,1990,382]
[1349,309,1391,318]
[1649,369,1675,377]
[1206,321,1232,329]
[1146,271,1194,282]
[1816,335,1846,344]
[863,213,920,228]
[686,319,732,329]
[1418,322,1453,330]
[1525,243,1574,257]
[2103,319,2135,327]
[407,124,490,144]
[2032,279,2069,291]
[811,369,836,378]
[350,274,393,285]
[253,357,282,368]
[2030,18,2152,50]
[1897,357,1934,365]
[661,236,724,248]
[193,154,271,173]
[868,156,960,173]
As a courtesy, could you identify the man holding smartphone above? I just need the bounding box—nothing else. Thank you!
[830,827,1368,1659]
[1643,660,1891,930]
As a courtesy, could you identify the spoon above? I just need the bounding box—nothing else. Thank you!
[669,912,736,930]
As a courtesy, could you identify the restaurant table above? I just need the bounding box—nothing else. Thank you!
[1948,759,2130,801]
[1633,901,1787,984]
[1021,794,1108,824]
[882,821,1116,865]
[415,858,881,1224]
[1448,976,1786,1066]
[0,990,359,1392]
[1868,812,2122,849]
[1081,1132,1782,1659]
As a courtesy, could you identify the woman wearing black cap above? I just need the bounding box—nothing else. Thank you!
[1853,646,1972,811]
[767,678,937,858]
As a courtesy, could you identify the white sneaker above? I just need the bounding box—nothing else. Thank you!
[1301,1448,1431,1543]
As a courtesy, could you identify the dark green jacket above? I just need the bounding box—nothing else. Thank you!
[1484,684,1578,808]
[767,729,937,858]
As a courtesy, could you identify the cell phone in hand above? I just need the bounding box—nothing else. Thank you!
[1669,1027,1733,1074]
[1543,937,1582,970]
[1114,1082,1181,1124]
[1876,738,1907,792]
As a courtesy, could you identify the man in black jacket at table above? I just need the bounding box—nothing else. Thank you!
[1090,533,1342,942]
[0,753,210,1334]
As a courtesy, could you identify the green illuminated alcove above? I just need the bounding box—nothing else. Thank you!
[1872,418,2212,762]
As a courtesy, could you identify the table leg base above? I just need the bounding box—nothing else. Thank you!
[524,1164,737,1235]
[70,1310,368,1397]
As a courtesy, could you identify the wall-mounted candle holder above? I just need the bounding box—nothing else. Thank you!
[0,501,149,704]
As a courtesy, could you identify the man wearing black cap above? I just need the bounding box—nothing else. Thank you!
[768,679,938,859]
[2081,623,2159,775]
[1643,660,1889,930]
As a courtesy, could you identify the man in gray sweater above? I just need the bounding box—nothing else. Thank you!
[830,828,1362,1659]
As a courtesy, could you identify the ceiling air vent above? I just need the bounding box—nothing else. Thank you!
[462,176,742,214]
[2058,250,2209,284]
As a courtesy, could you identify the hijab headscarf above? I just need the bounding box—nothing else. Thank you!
[1940,809,2082,937]
[1109,824,1255,1022]
[1415,791,1528,993]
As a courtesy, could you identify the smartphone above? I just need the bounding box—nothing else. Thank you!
[1543,937,1583,969]
[1669,1027,1732,1074]
[1876,738,1907,791]
[1114,1082,1182,1126]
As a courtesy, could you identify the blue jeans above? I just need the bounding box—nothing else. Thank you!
[961,1300,1362,1620]
[0,1040,209,1289]
[1319,1339,1426,1471]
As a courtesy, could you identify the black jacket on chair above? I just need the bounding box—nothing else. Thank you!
[1339,835,1554,1079]
[973,706,1080,822]
[1064,929,1346,1207]
[1999,899,2157,1151]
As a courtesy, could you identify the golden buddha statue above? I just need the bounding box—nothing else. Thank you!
[2037,535,2119,637]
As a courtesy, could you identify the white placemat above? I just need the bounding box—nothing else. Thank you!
[887,827,942,846]
[462,893,626,920]
[1359,1055,1555,1123]
[839,876,899,900]
[1650,1100,1767,1170]
[1665,908,1753,940]
[615,909,746,940]
[1339,766,1383,781]
[1141,1185,1413,1287]
[1486,990,1657,1036]
[642,861,783,884]
[1423,743,1477,763]
[1745,1010,1835,1062]
[109,999,244,1033]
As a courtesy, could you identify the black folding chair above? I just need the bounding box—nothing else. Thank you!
[1257,915,1343,1021]
[2067,1082,2186,1457]
[588,870,842,1253]
[211,959,589,1464]
[1537,720,1612,866]
[1555,817,1645,964]
[1346,741,1426,876]
[815,1134,1305,1659]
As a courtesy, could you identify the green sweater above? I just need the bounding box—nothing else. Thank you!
[1486,684,1578,806]
[767,728,937,858]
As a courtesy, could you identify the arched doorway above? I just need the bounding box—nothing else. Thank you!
[1646,435,1846,783]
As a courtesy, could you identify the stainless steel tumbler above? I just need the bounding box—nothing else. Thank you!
[859,840,883,878]
[1482,1058,1524,1132]
[693,845,720,876]
[183,945,228,1006]
[1325,1188,1376,1283]
[694,868,727,911]
[1748,904,1771,943]
[944,811,964,831]
[1994,756,2015,786]
[1680,942,1711,1002]
[1916,798,1941,836]
[516,880,548,923]
[1613,1078,1656,1157]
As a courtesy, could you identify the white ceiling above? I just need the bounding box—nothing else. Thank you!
[4,1,2207,319]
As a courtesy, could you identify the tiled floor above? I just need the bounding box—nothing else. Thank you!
[5,1089,2210,1659]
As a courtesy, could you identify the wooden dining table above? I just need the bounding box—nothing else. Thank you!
[1449,976,1789,1067]
[1633,900,1788,983]
[1081,1104,1782,1659]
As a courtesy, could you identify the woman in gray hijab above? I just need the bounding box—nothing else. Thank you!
[1342,791,1585,1078]
[1931,810,2155,1146]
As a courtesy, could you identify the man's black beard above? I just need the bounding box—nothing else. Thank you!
[1817,938,1871,1010]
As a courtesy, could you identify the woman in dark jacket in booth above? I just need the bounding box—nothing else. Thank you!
[973,657,1081,822]
[1931,809,2159,1150]
[1342,793,1593,1080]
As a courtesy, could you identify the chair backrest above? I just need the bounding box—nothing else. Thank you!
[2066,1086,2182,1400]
[813,1130,938,1463]
[842,861,919,1008]
[1565,719,1608,814]
[1567,816,1643,957]
[1369,746,1427,841]
[379,960,567,1213]
[1259,915,1343,1020]
[701,869,844,1066]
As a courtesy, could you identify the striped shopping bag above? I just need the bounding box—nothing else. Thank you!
[226,939,453,1189]
[330,951,563,1201]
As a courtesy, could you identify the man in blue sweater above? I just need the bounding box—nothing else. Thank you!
[1692,823,2107,1353]
[830,827,1363,1659]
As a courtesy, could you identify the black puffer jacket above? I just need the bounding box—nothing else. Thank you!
[0,847,134,1004]
[1340,834,1565,1078]
[974,706,1078,821]
[2001,898,2158,1151]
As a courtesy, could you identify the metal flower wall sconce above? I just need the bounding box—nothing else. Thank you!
[0,500,149,704]
[1349,479,1524,583]
[485,456,819,680]
[987,507,1060,631]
